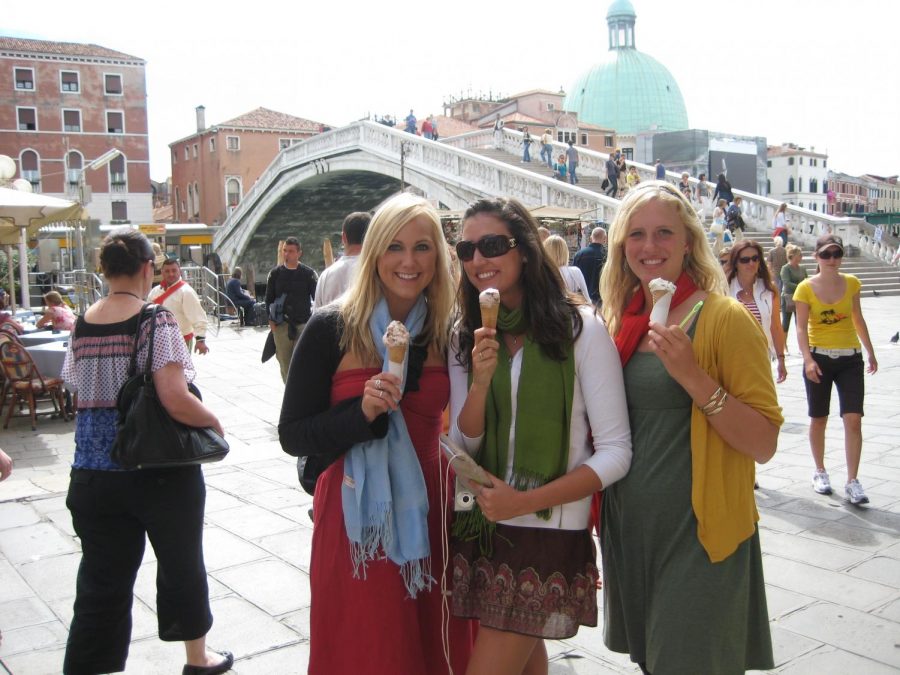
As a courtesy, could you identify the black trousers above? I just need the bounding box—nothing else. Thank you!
[63,466,213,675]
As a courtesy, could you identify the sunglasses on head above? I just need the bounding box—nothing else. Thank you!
[737,254,760,264]
[455,235,518,262]
[818,248,843,260]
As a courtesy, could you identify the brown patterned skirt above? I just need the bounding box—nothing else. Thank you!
[451,523,599,639]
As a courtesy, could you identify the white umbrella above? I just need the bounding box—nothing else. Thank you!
[0,187,87,310]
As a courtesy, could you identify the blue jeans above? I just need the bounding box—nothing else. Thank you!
[541,144,552,167]
[523,144,531,162]
[569,162,578,184]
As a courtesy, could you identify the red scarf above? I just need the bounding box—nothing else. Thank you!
[614,271,698,366]
[152,278,185,305]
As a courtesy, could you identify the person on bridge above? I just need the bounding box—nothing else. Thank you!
[521,128,532,163]
[148,259,209,355]
[540,128,553,168]
[566,140,579,185]
[404,109,417,134]
[712,172,734,206]
[794,234,878,506]
[605,155,619,197]
[544,234,592,301]
[654,159,666,180]
[313,211,371,309]
[449,196,631,675]
[493,114,505,149]
[265,237,317,383]
[600,181,781,675]
[279,193,474,674]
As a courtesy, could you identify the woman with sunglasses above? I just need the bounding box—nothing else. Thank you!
[600,182,782,675]
[794,234,878,505]
[448,197,631,675]
[727,240,788,383]
[279,193,474,674]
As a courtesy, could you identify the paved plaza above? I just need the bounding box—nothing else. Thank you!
[1,296,899,674]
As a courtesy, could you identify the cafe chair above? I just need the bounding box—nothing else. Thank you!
[0,334,71,430]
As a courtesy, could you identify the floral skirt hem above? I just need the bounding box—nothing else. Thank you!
[450,523,598,639]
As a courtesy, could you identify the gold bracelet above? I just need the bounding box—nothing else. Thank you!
[699,387,728,416]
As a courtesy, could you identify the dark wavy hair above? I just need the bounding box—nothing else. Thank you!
[727,239,777,295]
[455,197,583,370]
[100,227,153,278]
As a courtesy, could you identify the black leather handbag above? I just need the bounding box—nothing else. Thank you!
[111,304,229,469]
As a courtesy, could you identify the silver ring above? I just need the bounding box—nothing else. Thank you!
[379,390,383,399]
[375,379,382,389]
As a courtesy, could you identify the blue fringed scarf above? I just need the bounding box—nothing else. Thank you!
[341,295,433,597]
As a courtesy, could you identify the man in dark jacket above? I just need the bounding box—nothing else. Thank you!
[573,227,607,305]
[266,237,317,382]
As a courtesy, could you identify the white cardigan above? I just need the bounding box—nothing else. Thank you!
[448,305,632,531]
[729,277,775,355]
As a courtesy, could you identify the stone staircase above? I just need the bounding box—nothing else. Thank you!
[473,146,900,297]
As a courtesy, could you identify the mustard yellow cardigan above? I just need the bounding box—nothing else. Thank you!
[690,294,784,562]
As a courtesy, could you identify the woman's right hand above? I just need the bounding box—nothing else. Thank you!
[361,372,402,423]
[471,327,499,388]
[803,358,822,383]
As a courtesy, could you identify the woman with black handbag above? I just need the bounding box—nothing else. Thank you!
[61,229,232,675]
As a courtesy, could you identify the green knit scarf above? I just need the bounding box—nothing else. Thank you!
[454,305,575,551]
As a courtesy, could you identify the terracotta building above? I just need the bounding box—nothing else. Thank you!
[0,36,152,224]
[169,106,328,226]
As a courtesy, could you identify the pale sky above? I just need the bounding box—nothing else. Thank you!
[7,0,898,183]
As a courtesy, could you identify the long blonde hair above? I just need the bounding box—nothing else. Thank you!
[601,181,726,337]
[340,193,454,363]
[543,234,570,267]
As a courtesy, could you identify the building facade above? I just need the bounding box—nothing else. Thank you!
[766,143,828,212]
[862,174,900,213]
[0,36,153,225]
[169,106,327,227]
[825,171,877,216]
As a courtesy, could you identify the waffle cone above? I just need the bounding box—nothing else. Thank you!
[480,304,499,329]
[387,344,407,365]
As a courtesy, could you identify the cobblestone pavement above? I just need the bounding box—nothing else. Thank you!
[1,298,899,674]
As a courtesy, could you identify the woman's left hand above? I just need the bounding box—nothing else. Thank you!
[647,321,701,384]
[867,354,878,374]
[475,471,526,522]
[776,359,788,383]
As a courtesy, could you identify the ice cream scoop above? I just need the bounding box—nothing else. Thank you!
[383,320,409,379]
[648,278,676,325]
[479,288,500,329]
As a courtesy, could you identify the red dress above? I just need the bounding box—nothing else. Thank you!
[308,367,474,675]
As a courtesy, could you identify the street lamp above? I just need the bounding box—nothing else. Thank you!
[73,148,122,271]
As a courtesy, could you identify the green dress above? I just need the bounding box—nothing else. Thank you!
[601,350,773,675]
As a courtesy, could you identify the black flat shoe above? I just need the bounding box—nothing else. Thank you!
[182,651,234,675]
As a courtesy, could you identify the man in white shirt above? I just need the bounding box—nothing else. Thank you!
[313,211,370,309]
[148,259,209,355]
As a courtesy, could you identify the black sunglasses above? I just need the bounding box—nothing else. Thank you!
[738,254,760,264]
[818,248,843,260]
[456,235,518,262]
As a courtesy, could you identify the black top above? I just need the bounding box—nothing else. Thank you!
[265,264,317,325]
[573,243,607,303]
[278,307,428,479]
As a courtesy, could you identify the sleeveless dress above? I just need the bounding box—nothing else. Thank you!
[601,352,773,675]
[308,366,474,675]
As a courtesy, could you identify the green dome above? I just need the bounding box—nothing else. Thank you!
[564,1,688,135]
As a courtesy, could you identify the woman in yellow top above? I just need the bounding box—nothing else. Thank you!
[794,234,878,505]
[600,181,782,674]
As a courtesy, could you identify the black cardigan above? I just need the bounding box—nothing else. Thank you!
[278,307,427,491]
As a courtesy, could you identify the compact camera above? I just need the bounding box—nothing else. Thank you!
[454,477,476,511]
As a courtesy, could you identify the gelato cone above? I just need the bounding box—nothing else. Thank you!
[648,278,676,325]
[479,288,500,329]
[383,320,410,378]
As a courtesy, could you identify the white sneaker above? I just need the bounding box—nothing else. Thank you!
[812,470,832,495]
[845,479,869,505]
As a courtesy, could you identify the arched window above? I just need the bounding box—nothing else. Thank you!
[798,177,803,193]
[20,150,40,191]
[809,178,818,193]
[226,178,241,212]
[187,184,194,220]
[109,154,126,192]
[66,151,84,194]
[175,186,181,217]
[788,177,795,193]
[193,182,200,218]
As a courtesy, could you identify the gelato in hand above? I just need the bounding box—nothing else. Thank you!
[383,320,409,379]
[648,278,676,325]
[479,288,500,329]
